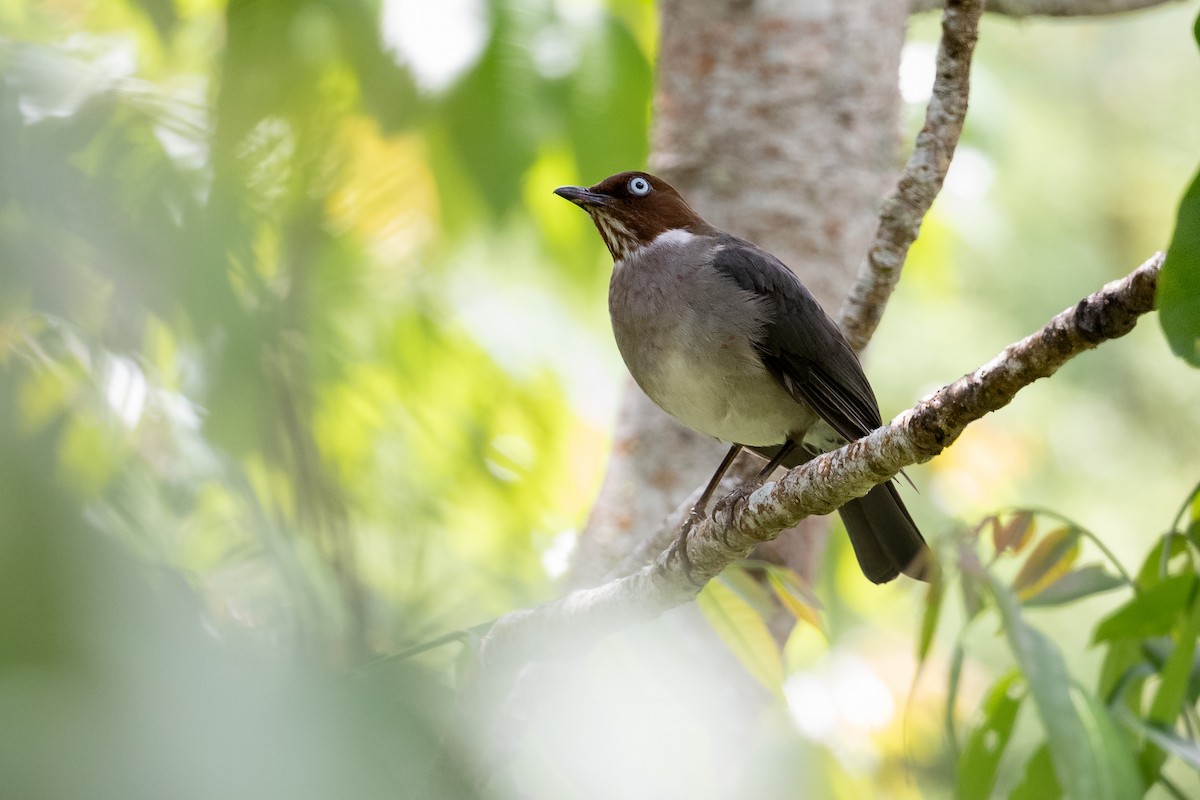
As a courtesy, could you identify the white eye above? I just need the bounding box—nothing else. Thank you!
[628,176,651,196]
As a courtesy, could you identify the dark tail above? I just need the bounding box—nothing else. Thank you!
[752,442,931,584]
[837,482,929,584]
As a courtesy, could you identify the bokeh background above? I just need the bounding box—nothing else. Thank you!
[2,0,1199,797]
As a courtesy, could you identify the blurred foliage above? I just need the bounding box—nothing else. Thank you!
[0,0,653,661]
[3,0,1200,798]
[0,388,479,799]
[915,493,1200,798]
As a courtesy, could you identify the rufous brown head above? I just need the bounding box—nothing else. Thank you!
[554,172,714,261]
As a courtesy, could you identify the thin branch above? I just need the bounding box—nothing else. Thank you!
[839,0,984,352]
[474,254,1162,680]
[911,0,1182,16]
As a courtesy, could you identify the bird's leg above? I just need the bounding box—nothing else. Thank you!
[690,443,744,521]
[672,444,742,581]
[756,438,798,480]
[710,438,799,521]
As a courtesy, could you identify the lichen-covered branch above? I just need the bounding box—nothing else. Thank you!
[838,0,983,352]
[911,0,1181,16]
[474,254,1162,680]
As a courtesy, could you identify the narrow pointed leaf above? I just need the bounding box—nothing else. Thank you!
[1070,687,1143,796]
[1159,74,1200,370]
[946,642,966,759]
[994,510,1035,557]
[1141,584,1200,782]
[1023,564,1125,607]
[989,576,1140,799]
[1009,743,1061,800]
[764,565,824,633]
[1136,534,1192,589]
[918,567,945,665]
[721,564,779,616]
[1119,710,1200,772]
[1158,12,1200,365]
[1013,527,1081,600]
[697,577,785,694]
[1094,575,1196,644]
[956,670,1024,800]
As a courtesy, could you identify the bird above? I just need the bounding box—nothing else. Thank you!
[554,170,929,583]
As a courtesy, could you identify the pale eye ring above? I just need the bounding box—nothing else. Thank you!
[628,176,651,196]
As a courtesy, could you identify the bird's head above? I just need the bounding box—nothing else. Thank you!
[554,171,712,261]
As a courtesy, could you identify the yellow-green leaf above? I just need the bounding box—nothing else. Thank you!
[764,566,824,634]
[1014,527,1081,601]
[697,577,785,694]
[956,670,1025,800]
[918,567,945,665]
[1023,564,1125,608]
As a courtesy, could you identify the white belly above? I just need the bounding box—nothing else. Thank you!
[608,229,819,447]
[645,348,814,446]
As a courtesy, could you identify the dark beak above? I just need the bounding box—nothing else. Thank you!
[554,185,607,208]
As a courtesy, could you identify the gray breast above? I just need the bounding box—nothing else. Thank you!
[608,231,816,446]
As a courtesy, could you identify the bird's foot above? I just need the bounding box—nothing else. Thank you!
[713,472,765,516]
[669,507,706,587]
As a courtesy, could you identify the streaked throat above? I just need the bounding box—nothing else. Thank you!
[612,228,698,271]
[593,213,638,262]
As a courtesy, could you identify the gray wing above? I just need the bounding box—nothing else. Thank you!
[711,235,882,443]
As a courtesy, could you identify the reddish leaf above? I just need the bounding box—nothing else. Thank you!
[994,511,1036,558]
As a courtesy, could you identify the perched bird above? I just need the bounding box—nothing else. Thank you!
[555,171,928,583]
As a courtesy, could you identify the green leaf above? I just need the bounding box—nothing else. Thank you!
[1009,743,1061,800]
[987,576,1142,799]
[1013,527,1081,601]
[918,567,945,665]
[1099,640,1153,709]
[697,576,785,694]
[946,642,966,760]
[956,670,1025,800]
[1187,519,1200,553]
[994,510,1035,557]
[1069,687,1143,796]
[1094,575,1196,644]
[1159,167,1200,368]
[1135,534,1192,588]
[1119,711,1200,773]
[1158,12,1200,366]
[1023,564,1125,608]
[1141,584,1200,782]
[130,0,179,39]
[961,545,987,621]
